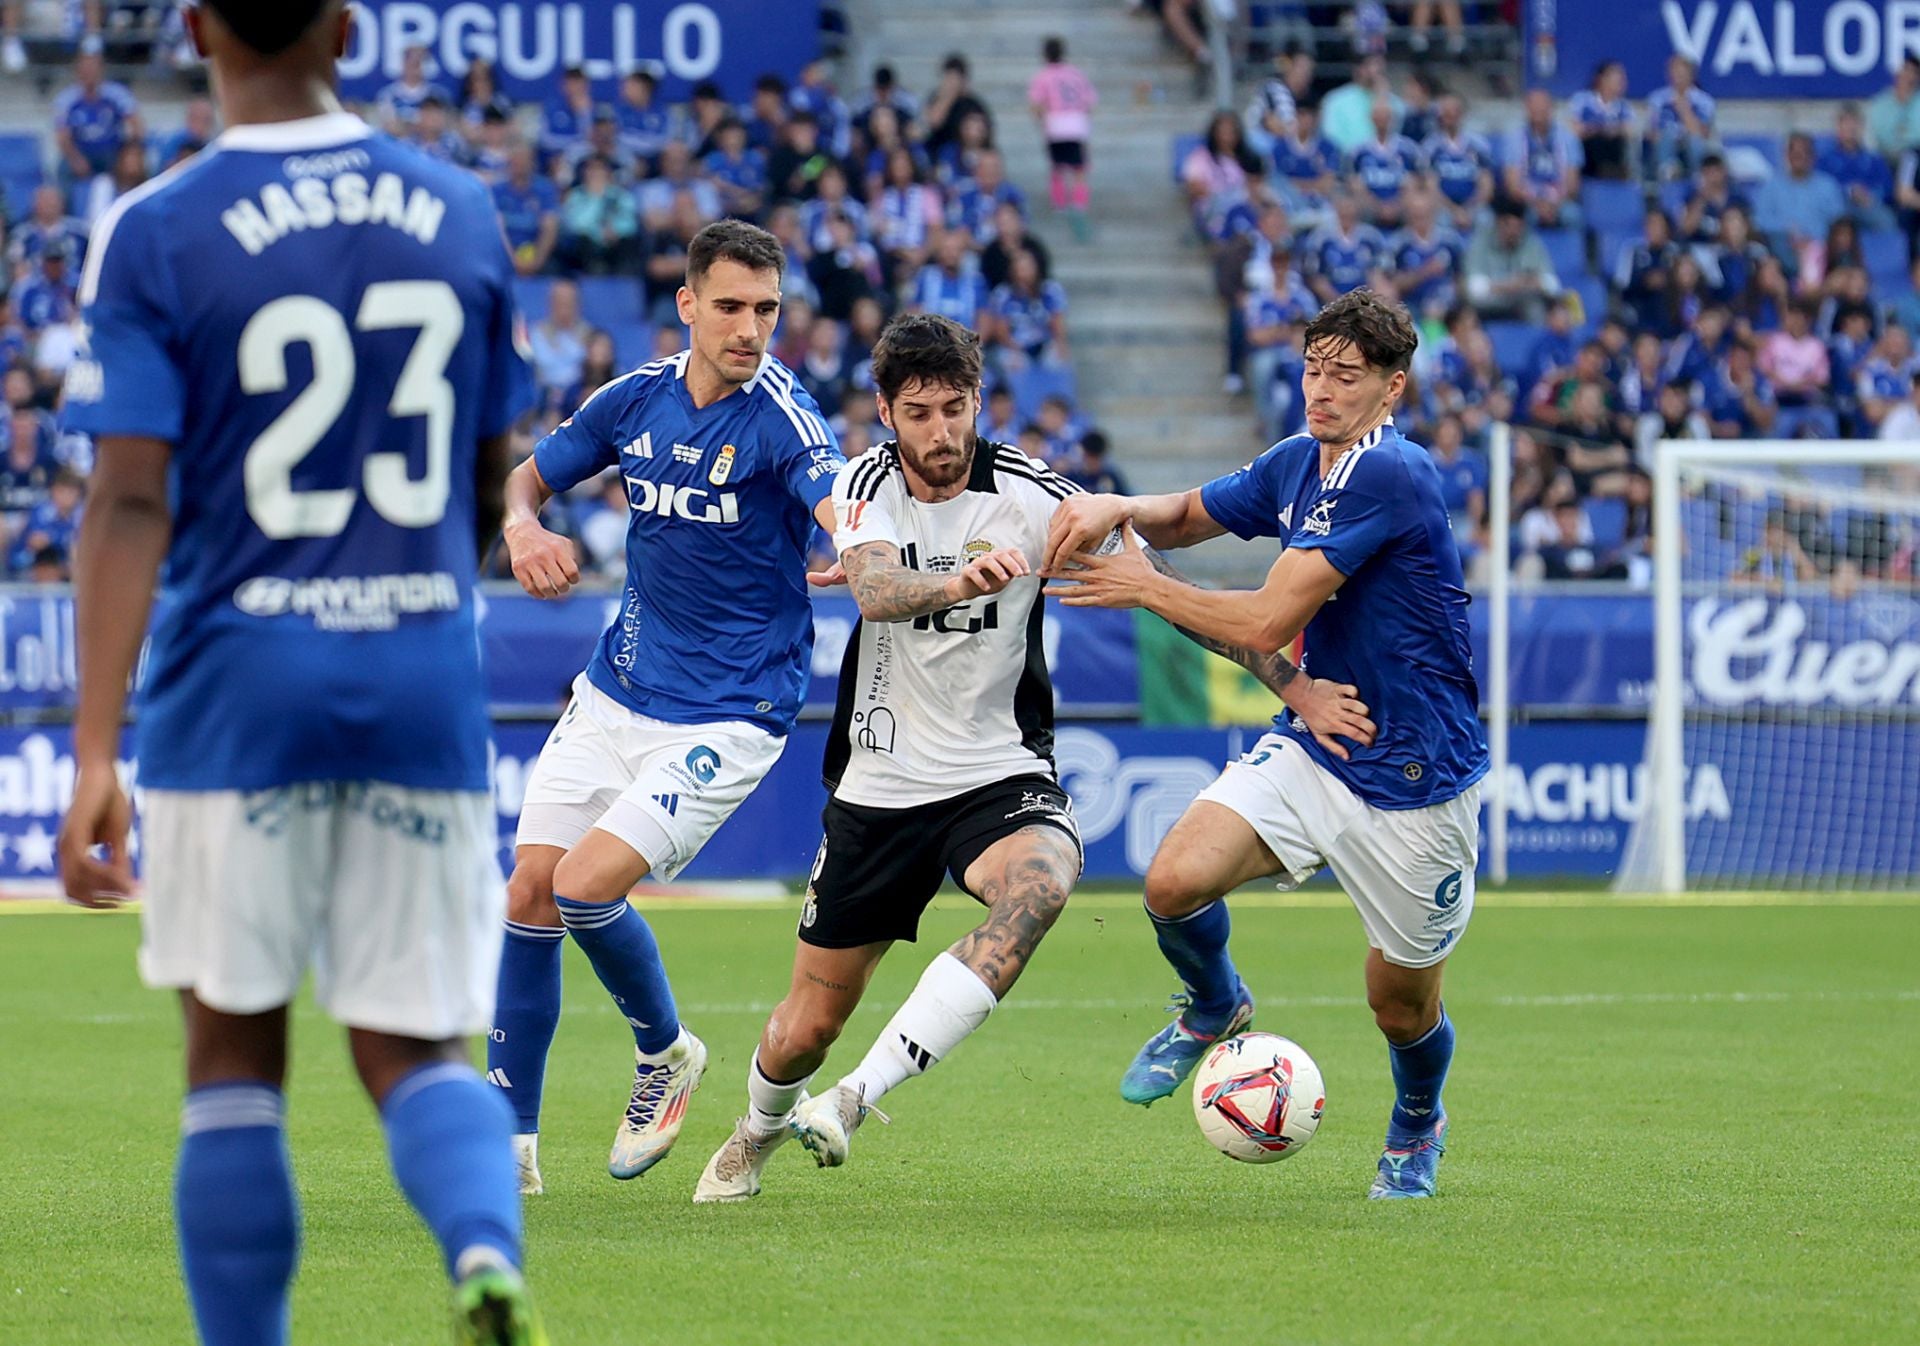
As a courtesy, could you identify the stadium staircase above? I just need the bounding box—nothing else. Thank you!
[843,0,1276,577]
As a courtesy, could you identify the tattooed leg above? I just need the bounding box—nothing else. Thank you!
[818,827,1080,1114]
[952,825,1082,998]
[759,940,892,1081]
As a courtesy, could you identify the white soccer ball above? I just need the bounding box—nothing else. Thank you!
[1191,1032,1325,1164]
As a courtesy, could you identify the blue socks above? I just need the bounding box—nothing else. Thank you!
[1387,1006,1454,1138]
[1148,899,1241,1025]
[382,1063,523,1277]
[489,921,566,1132]
[554,894,680,1054]
[175,1084,300,1346]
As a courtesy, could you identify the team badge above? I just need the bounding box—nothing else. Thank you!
[709,444,737,485]
[964,538,993,560]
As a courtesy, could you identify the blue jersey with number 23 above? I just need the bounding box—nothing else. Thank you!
[62,113,534,793]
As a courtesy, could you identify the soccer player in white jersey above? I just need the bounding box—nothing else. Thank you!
[692,314,1374,1201]
[488,220,844,1195]
[1046,288,1491,1200]
[54,3,545,1342]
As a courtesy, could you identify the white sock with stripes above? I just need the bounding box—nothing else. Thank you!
[838,953,998,1107]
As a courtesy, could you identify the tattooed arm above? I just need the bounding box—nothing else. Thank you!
[1143,548,1379,759]
[840,539,1032,623]
[1144,549,1300,695]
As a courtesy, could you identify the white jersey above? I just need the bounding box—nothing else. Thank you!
[826,440,1113,808]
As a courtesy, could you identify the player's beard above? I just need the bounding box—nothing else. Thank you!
[900,428,976,489]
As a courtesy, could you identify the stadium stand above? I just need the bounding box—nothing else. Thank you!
[0,4,1112,587]
[1194,14,1920,589]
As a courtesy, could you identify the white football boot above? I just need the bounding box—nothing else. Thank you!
[608,1028,708,1179]
[788,1083,889,1168]
[691,1112,798,1203]
[511,1133,544,1196]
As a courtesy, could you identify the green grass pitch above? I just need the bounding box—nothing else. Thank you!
[3,892,1917,1344]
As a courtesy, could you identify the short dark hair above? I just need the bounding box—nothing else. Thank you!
[1301,287,1419,376]
[686,219,785,287]
[870,313,983,403]
[1043,36,1066,63]
[203,0,333,55]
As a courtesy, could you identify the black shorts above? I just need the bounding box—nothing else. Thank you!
[798,776,1082,949]
[1046,139,1087,169]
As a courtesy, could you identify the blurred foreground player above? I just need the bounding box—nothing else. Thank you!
[57,2,544,1340]
[1046,289,1488,1200]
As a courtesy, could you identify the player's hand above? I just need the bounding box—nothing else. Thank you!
[1284,678,1376,761]
[807,561,848,588]
[58,765,136,909]
[949,547,1031,601]
[1041,493,1131,577]
[1045,524,1155,609]
[505,518,580,599]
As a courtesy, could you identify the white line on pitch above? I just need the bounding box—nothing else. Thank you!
[8,987,1915,1028]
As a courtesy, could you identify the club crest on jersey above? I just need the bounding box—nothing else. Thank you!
[964,538,994,560]
[709,444,737,486]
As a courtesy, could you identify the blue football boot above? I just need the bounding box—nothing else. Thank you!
[1118,981,1255,1105]
[1369,1112,1448,1199]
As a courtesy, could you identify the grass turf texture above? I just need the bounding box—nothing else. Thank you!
[2,893,1916,1345]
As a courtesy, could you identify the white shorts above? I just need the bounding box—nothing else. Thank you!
[515,673,786,882]
[1195,734,1483,968]
[139,784,505,1037]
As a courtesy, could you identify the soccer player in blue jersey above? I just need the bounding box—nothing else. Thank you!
[53,3,544,1342]
[1045,288,1489,1200]
[488,219,844,1195]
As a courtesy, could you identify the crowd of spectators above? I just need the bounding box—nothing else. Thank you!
[0,39,1116,587]
[1189,45,1920,587]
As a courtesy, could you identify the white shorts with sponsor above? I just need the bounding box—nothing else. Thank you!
[515,673,786,881]
[1195,733,1482,968]
[139,784,504,1038]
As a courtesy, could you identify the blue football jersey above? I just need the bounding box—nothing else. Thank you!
[533,350,844,735]
[1199,420,1488,809]
[62,113,534,792]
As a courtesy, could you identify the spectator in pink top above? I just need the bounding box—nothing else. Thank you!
[1030,36,1098,236]
[1758,301,1839,439]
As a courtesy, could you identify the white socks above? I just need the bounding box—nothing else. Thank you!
[746,1049,812,1139]
[839,953,999,1108]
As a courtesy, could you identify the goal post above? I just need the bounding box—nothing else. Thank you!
[1620,439,1920,893]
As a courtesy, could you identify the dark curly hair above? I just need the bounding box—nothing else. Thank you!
[1302,287,1419,376]
[203,0,335,56]
[870,313,984,403]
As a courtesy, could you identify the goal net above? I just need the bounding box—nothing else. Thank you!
[1615,441,1920,893]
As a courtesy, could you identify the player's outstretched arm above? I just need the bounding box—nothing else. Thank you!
[1053,525,1344,656]
[58,435,172,907]
[501,456,580,599]
[1143,550,1376,758]
[1041,487,1225,576]
[841,539,1029,622]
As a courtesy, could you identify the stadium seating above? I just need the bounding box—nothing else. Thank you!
[0,133,45,221]
[1484,321,1536,381]
[1863,230,1908,291]
[1580,180,1646,237]
[1541,228,1588,286]
[1587,496,1628,555]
